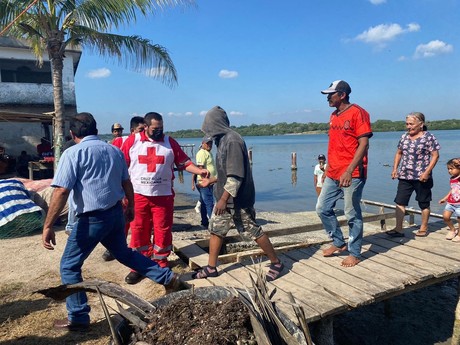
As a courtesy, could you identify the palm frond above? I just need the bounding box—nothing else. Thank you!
[71,26,178,86]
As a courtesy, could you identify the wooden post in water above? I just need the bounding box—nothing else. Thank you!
[291,152,297,170]
[248,149,253,165]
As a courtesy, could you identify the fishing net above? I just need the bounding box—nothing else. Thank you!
[0,179,45,239]
[0,210,43,239]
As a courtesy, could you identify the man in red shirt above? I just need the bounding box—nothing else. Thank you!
[121,112,209,284]
[316,80,373,267]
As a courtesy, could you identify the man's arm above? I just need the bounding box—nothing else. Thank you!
[122,179,135,223]
[42,187,70,250]
[184,163,209,179]
[339,136,369,187]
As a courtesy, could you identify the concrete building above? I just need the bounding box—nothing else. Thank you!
[0,37,81,157]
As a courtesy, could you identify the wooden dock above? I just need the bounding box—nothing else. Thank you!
[173,209,460,344]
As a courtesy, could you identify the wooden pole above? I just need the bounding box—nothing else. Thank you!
[291,152,297,170]
[248,149,253,165]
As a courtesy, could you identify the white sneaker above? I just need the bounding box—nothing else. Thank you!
[194,201,201,213]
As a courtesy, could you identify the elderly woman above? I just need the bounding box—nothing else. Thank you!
[386,112,440,237]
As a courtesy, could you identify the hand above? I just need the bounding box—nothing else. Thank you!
[391,170,398,179]
[191,184,195,191]
[419,172,429,183]
[214,198,228,215]
[200,169,210,178]
[339,171,352,188]
[439,198,446,204]
[199,178,210,188]
[42,227,56,250]
[125,206,134,223]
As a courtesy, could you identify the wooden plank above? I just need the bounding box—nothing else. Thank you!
[400,231,460,264]
[366,235,458,277]
[244,256,348,319]
[217,241,329,264]
[360,242,435,284]
[299,247,405,293]
[238,264,322,323]
[193,212,395,247]
[281,250,376,307]
[173,239,210,269]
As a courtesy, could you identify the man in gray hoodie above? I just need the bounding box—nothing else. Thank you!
[194,106,284,281]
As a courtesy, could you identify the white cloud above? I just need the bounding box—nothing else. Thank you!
[369,0,386,5]
[355,23,420,45]
[218,69,239,79]
[229,111,244,116]
[166,111,194,117]
[413,40,453,59]
[200,111,207,116]
[145,67,168,77]
[86,68,111,79]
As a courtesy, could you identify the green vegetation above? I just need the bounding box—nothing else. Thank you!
[166,118,460,138]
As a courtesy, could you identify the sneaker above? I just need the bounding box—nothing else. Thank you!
[194,201,201,213]
[102,250,115,262]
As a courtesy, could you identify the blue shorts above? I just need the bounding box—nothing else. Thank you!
[445,203,460,218]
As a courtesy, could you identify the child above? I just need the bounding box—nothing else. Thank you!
[439,158,460,241]
[313,154,327,196]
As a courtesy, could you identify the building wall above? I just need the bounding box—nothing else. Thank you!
[0,122,46,157]
[0,46,77,105]
[0,42,80,158]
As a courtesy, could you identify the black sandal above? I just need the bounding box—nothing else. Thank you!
[266,262,285,282]
[192,265,218,279]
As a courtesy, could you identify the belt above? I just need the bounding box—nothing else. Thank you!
[78,201,121,218]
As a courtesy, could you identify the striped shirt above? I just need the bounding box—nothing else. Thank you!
[51,135,129,215]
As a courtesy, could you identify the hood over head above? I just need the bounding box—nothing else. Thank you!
[201,106,232,141]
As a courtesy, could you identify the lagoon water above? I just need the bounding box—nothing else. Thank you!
[174,130,459,215]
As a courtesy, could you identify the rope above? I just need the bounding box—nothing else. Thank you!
[0,0,40,36]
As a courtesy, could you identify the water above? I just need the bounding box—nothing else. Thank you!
[174,130,459,214]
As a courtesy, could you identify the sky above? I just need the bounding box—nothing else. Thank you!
[73,0,460,134]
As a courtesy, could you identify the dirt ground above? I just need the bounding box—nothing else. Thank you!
[0,193,459,345]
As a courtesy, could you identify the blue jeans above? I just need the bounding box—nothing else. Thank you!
[60,202,173,324]
[198,186,214,227]
[315,176,366,258]
[65,201,77,234]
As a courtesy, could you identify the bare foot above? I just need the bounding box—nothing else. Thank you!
[341,255,361,267]
[323,244,347,257]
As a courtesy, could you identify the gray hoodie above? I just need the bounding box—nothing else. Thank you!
[202,106,255,208]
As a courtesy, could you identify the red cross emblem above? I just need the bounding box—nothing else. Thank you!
[138,147,165,172]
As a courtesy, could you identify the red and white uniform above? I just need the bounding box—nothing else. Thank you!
[121,132,192,267]
[112,135,129,149]
[112,135,132,236]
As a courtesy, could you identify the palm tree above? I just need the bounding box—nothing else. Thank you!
[0,0,192,167]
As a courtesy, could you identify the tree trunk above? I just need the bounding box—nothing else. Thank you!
[48,30,66,171]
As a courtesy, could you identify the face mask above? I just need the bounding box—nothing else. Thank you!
[151,129,163,141]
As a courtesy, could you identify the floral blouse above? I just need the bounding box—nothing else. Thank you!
[397,131,441,180]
